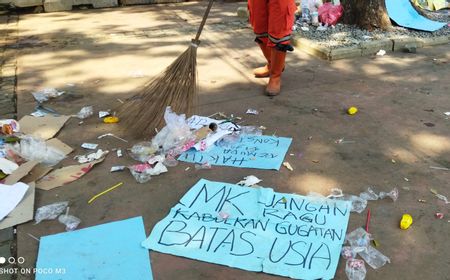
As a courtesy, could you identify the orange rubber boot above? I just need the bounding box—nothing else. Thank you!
[253,43,271,78]
[266,48,286,96]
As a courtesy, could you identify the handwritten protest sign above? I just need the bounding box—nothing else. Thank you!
[179,135,292,170]
[142,179,351,280]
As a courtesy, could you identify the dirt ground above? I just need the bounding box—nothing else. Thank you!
[8,2,450,280]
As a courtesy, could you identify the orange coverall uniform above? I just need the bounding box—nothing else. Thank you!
[248,0,297,50]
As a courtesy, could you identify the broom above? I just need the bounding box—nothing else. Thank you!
[118,0,215,137]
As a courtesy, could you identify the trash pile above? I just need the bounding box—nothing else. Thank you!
[295,0,343,32]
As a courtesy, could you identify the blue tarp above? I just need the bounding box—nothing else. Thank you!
[386,0,447,32]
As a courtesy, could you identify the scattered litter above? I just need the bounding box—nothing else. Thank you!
[283,161,294,171]
[334,195,367,213]
[317,24,327,31]
[75,149,108,164]
[35,201,69,224]
[376,50,386,56]
[391,159,396,163]
[444,112,450,116]
[110,166,125,172]
[57,207,81,231]
[103,116,119,124]
[430,188,438,195]
[429,166,450,171]
[365,209,371,233]
[237,175,262,187]
[435,213,444,219]
[129,162,168,183]
[195,162,212,170]
[335,138,356,144]
[400,214,413,230]
[402,186,410,191]
[81,143,98,150]
[347,106,358,115]
[88,182,124,204]
[76,106,94,119]
[345,258,366,280]
[30,110,47,117]
[116,149,122,158]
[98,111,110,118]
[403,177,409,182]
[19,115,70,140]
[185,167,190,171]
[359,244,391,269]
[0,119,20,134]
[372,240,379,247]
[148,155,165,165]
[289,153,294,156]
[0,158,19,174]
[32,88,64,103]
[418,199,427,203]
[327,188,344,199]
[359,187,379,201]
[10,136,66,166]
[97,133,128,143]
[379,187,399,202]
[301,26,310,31]
[246,108,259,115]
[435,193,450,204]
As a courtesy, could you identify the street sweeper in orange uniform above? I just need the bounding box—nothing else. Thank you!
[248,0,297,96]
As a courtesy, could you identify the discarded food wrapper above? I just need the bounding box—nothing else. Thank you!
[103,116,119,123]
[358,245,391,269]
[283,162,294,171]
[359,187,379,201]
[345,258,366,280]
[237,175,262,187]
[435,213,444,219]
[76,106,94,119]
[110,166,126,172]
[246,108,259,115]
[376,49,386,56]
[35,201,69,224]
[0,119,20,134]
[81,143,98,150]
[98,111,110,118]
[32,88,64,103]
[75,149,108,164]
[400,213,413,230]
[379,187,399,202]
[58,207,81,231]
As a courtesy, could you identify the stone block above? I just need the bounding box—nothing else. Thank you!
[11,0,43,7]
[294,37,330,60]
[418,35,450,46]
[360,39,393,56]
[392,37,424,52]
[44,0,72,12]
[72,0,117,8]
[329,46,362,60]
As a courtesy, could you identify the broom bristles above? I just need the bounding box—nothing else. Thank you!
[118,45,198,137]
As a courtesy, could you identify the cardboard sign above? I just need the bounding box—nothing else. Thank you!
[179,135,292,170]
[143,179,351,280]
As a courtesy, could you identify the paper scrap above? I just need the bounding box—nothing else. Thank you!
[81,143,98,150]
[246,109,259,115]
[110,166,126,172]
[19,115,70,140]
[99,111,110,118]
[237,175,262,187]
[0,157,19,174]
[4,160,38,185]
[0,182,35,230]
[75,149,108,164]
[283,161,294,171]
[0,182,29,221]
[117,149,123,158]
[36,158,104,190]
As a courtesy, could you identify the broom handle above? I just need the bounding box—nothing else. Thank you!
[193,0,215,44]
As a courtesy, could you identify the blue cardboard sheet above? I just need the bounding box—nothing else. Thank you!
[142,179,352,280]
[36,216,153,280]
[386,0,447,32]
[179,135,292,170]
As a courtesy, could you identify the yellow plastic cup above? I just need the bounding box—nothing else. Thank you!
[103,116,119,124]
[347,106,358,115]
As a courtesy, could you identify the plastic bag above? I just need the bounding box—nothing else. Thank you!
[359,187,379,201]
[195,162,212,170]
[341,246,366,260]
[358,245,391,269]
[130,142,157,162]
[10,136,66,166]
[379,187,399,202]
[32,88,64,103]
[216,133,240,147]
[151,107,193,153]
[318,2,343,26]
[239,126,263,135]
[345,227,371,248]
[0,119,20,134]
[346,259,367,280]
[129,169,152,183]
[335,195,367,213]
[58,208,81,231]
[327,188,344,198]
[35,201,69,224]
[76,106,94,119]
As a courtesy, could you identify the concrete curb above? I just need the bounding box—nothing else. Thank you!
[293,34,450,60]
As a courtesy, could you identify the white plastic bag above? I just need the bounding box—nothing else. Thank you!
[10,136,66,166]
[35,201,69,224]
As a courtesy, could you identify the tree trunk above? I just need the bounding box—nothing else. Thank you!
[342,0,392,30]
